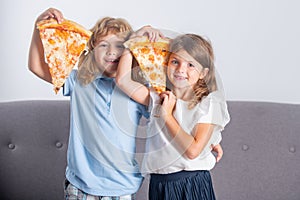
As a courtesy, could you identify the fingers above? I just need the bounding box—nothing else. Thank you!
[158,91,176,119]
[37,7,64,24]
[160,91,176,105]
[216,149,223,162]
[49,8,64,23]
[148,29,164,42]
[211,144,223,163]
[163,91,176,100]
[134,25,164,42]
[147,29,164,42]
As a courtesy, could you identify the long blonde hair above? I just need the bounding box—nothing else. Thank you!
[77,17,133,85]
[169,34,217,108]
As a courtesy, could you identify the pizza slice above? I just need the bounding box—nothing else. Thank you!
[37,18,92,93]
[124,36,170,93]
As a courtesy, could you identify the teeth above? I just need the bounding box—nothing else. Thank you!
[108,59,118,62]
[175,75,185,78]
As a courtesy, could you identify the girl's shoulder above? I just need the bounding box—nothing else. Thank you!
[195,90,230,127]
[198,90,228,111]
[203,90,226,103]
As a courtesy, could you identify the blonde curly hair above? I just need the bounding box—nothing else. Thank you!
[77,17,133,85]
[169,34,217,109]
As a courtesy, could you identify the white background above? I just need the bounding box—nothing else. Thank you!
[1,0,299,103]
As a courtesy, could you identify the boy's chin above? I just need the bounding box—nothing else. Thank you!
[101,65,118,77]
[103,69,117,78]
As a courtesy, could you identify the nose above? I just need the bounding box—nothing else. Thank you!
[176,63,186,73]
[107,46,117,56]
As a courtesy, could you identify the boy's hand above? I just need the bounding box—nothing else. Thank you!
[211,144,223,163]
[36,7,64,25]
[132,25,164,42]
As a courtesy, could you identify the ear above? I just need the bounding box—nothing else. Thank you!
[199,68,209,79]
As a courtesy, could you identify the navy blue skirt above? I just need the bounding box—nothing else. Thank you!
[149,170,216,200]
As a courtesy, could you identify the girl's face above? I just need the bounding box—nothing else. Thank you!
[167,49,208,89]
[94,34,125,77]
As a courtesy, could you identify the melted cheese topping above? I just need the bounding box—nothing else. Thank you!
[39,28,90,93]
[130,42,170,93]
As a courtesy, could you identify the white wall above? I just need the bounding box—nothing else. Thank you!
[1,0,299,103]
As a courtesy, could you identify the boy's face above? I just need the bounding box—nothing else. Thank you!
[93,34,125,77]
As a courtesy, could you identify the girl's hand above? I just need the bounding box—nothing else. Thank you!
[159,91,177,119]
[132,25,164,42]
[36,7,64,25]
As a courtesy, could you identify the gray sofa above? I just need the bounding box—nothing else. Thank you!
[0,100,299,200]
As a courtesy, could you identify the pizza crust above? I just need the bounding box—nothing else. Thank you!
[37,18,92,38]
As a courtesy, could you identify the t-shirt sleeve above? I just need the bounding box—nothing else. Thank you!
[197,91,230,147]
[197,91,230,131]
[63,70,77,96]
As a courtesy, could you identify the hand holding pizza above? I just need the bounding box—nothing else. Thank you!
[130,25,164,42]
[159,91,177,119]
[36,7,64,25]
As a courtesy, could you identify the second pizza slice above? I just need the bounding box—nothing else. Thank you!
[124,36,170,93]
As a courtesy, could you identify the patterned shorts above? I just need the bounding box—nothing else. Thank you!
[64,179,136,200]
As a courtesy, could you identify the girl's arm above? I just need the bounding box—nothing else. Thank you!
[160,91,215,160]
[115,49,150,106]
[28,8,64,83]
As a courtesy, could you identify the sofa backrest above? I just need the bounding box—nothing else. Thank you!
[0,100,299,200]
[0,100,70,200]
[210,101,300,200]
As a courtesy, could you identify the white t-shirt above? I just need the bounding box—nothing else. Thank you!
[141,90,230,174]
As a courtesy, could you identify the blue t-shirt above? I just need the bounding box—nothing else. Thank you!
[63,70,149,196]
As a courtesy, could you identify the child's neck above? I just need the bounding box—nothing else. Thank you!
[172,87,194,101]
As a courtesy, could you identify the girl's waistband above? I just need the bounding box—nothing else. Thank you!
[150,170,209,182]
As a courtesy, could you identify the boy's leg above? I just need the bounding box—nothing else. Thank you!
[64,179,136,200]
[64,179,88,200]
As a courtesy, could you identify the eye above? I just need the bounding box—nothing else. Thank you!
[188,63,195,68]
[116,44,125,49]
[99,44,108,48]
[98,42,108,48]
[170,59,178,65]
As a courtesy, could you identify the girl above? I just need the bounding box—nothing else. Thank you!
[116,33,230,199]
[28,8,162,200]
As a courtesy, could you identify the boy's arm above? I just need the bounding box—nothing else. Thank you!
[116,26,162,106]
[211,143,223,163]
[116,50,150,106]
[28,8,64,83]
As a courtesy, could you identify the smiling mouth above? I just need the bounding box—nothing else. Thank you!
[106,59,119,64]
[174,74,186,80]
